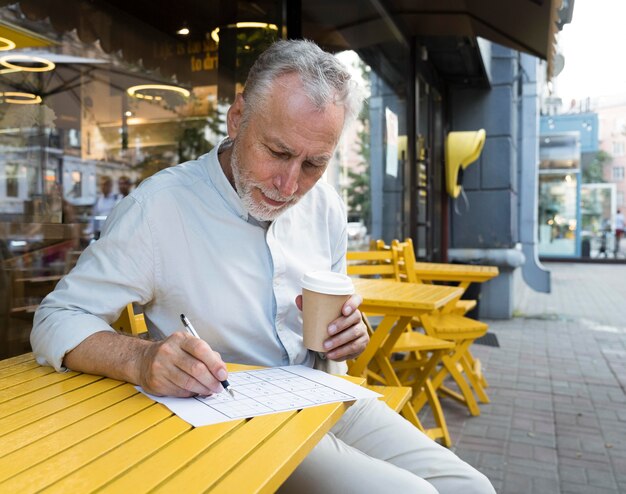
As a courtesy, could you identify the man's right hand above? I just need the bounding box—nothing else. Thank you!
[138,332,229,397]
[62,330,229,398]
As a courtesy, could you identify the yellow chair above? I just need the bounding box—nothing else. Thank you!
[370,239,476,316]
[346,248,400,279]
[390,239,489,417]
[111,304,148,336]
[347,251,459,444]
[390,238,491,391]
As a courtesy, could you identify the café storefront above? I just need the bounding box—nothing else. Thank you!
[0,0,561,357]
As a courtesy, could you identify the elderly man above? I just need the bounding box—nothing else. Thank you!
[32,40,494,493]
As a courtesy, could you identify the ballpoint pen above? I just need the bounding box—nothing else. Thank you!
[180,313,235,398]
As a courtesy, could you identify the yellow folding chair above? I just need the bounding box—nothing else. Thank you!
[347,250,460,444]
[370,238,477,315]
[389,239,489,416]
[111,304,148,336]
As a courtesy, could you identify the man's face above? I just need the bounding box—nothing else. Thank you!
[118,179,131,197]
[223,73,345,221]
[101,179,112,196]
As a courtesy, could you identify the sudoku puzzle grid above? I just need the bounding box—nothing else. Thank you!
[194,368,355,419]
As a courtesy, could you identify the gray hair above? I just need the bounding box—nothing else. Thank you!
[241,39,364,132]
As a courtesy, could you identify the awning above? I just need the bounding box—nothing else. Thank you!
[391,0,563,76]
[304,0,563,76]
[0,0,564,83]
[0,20,54,50]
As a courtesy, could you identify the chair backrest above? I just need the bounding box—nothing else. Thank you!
[370,238,422,284]
[346,249,400,280]
[111,303,148,336]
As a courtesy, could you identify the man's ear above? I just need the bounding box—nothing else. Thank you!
[227,93,245,140]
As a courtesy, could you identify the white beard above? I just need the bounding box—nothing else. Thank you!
[230,142,303,221]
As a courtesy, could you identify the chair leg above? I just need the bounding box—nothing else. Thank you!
[465,350,489,389]
[459,354,490,404]
[415,341,481,417]
[423,379,451,447]
[400,401,425,431]
[439,346,481,416]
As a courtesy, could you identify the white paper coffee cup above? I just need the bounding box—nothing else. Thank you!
[301,271,354,352]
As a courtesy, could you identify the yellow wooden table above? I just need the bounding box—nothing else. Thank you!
[412,262,499,306]
[0,354,361,493]
[412,262,498,286]
[349,278,462,441]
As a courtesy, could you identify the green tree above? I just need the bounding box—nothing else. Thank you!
[583,150,610,183]
[346,120,371,224]
[344,58,371,227]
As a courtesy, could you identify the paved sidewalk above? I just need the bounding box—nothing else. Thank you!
[435,263,626,494]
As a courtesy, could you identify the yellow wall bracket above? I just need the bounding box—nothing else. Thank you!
[445,129,486,198]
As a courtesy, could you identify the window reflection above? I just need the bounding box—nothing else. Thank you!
[0,0,281,358]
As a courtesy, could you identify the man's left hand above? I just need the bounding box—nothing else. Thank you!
[296,293,369,361]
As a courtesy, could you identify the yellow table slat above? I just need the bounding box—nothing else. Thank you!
[153,411,298,493]
[0,373,101,420]
[0,352,35,370]
[0,365,56,390]
[41,417,190,493]
[0,370,80,405]
[0,375,114,433]
[0,405,172,492]
[0,359,40,378]
[353,278,462,312]
[99,419,245,492]
[0,391,154,481]
[0,382,132,458]
[412,262,499,283]
[0,356,357,493]
[212,403,349,494]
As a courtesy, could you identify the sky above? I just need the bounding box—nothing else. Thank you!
[556,0,626,105]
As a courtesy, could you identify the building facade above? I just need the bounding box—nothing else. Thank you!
[597,102,626,210]
[0,0,564,358]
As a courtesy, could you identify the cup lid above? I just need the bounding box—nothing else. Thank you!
[301,271,354,295]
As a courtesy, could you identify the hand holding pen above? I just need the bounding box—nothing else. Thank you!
[180,314,235,398]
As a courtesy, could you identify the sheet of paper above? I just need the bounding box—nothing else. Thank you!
[137,365,381,427]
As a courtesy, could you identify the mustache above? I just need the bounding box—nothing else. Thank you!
[256,184,297,204]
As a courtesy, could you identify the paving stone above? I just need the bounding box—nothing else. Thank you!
[449,263,626,493]
[502,471,533,494]
[558,464,587,484]
[531,476,559,494]
[560,481,620,493]
[587,467,619,489]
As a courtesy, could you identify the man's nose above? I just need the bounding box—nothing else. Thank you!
[274,161,300,197]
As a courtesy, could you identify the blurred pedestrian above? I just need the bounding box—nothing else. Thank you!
[91,176,122,240]
[615,209,625,256]
[117,176,132,198]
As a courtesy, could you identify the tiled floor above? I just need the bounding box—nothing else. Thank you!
[436,263,626,494]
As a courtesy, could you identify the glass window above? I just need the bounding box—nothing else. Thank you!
[581,184,616,258]
[0,0,282,359]
[613,142,625,157]
[539,134,580,170]
[5,163,19,197]
[537,173,578,257]
[613,166,624,180]
[333,51,372,251]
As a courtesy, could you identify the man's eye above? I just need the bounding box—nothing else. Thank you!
[270,149,289,159]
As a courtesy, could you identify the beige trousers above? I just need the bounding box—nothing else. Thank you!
[278,399,495,494]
